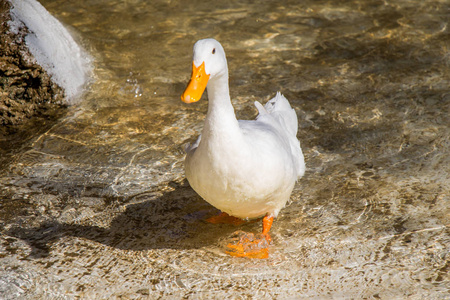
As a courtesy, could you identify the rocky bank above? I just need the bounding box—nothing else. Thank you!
[0,0,65,137]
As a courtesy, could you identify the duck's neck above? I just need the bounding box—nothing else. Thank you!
[202,71,241,143]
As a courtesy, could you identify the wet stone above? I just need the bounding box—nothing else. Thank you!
[0,0,66,166]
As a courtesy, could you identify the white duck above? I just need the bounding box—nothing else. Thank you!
[181,38,305,258]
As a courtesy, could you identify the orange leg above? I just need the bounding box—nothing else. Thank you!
[262,214,274,238]
[226,214,274,259]
[206,212,246,226]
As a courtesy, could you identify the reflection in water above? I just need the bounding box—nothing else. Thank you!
[1,0,449,298]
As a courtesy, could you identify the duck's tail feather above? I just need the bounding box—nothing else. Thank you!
[256,92,305,178]
[263,92,298,137]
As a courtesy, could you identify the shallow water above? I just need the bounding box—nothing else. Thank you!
[1,0,449,298]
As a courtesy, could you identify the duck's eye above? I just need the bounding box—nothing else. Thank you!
[212,48,216,54]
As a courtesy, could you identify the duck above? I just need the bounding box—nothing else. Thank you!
[181,38,305,258]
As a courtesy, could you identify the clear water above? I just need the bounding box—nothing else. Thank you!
[0,0,449,298]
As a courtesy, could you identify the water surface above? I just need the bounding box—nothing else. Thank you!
[0,0,449,298]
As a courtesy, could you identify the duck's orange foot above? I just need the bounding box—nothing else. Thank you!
[225,231,271,259]
[206,212,246,226]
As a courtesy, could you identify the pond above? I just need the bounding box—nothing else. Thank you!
[0,0,449,298]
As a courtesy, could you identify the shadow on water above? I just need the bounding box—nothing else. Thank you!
[0,106,68,170]
[6,181,251,258]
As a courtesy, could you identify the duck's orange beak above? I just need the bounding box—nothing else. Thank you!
[181,61,210,103]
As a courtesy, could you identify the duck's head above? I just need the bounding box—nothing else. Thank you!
[181,38,227,103]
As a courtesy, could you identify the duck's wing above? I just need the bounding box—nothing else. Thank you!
[184,135,201,154]
[254,92,305,178]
